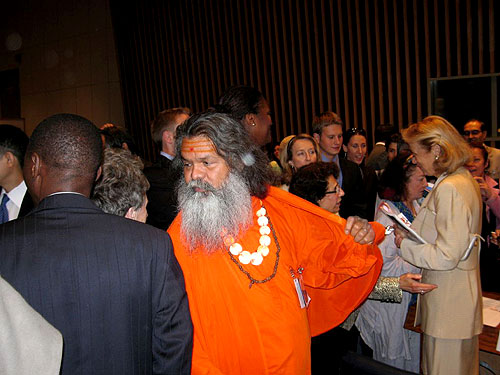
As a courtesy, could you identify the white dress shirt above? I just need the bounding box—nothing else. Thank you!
[0,180,28,222]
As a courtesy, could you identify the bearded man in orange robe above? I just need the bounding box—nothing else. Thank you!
[168,111,384,374]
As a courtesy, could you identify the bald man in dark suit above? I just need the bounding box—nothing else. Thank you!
[0,114,193,374]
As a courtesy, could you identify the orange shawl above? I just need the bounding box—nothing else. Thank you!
[168,186,383,374]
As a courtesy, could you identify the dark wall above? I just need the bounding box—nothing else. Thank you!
[110,0,500,161]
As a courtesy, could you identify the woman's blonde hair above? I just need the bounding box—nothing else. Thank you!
[402,115,471,175]
[280,134,320,184]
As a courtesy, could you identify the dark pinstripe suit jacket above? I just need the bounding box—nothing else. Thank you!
[0,193,193,375]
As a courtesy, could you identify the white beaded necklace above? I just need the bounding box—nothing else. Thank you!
[224,202,271,266]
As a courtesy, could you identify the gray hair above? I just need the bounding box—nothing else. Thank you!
[174,110,273,198]
[92,148,150,216]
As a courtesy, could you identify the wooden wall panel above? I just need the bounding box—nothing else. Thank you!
[110,0,500,161]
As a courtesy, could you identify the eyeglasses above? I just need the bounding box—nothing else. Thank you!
[346,127,366,136]
[403,154,417,171]
[463,130,482,136]
[403,154,416,168]
[325,183,342,195]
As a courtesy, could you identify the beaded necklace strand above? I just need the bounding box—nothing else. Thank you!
[226,203,281,288]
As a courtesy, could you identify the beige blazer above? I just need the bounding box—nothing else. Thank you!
[485,144,500,180]
[0,276,63,375]
[401,167,483,339]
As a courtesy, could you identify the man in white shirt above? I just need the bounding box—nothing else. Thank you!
[0,124,32,224]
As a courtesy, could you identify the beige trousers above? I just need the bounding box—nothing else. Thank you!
[422,334,479,375]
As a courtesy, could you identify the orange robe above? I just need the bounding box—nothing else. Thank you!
[168,186,383,375]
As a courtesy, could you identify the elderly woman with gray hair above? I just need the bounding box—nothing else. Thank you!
[92,147,150,222]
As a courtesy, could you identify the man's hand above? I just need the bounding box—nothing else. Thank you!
[490,229,500,246]
[399,273,437,295]
[345,216,375,244]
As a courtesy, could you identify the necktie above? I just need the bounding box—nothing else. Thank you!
[0,194,10,224]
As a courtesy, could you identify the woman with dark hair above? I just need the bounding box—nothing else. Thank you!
[465,143,500,292]
[356,151,431,372]
[343,127,378,220]
[217,85,272,147]
[289,161,344,214]
[280,134,320,189]
[290,160,435,373]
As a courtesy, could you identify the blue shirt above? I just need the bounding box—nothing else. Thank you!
[321,153,343,187]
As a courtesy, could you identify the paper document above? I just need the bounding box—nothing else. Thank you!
[378,202,428,244]
[378,201,480,261]
[483,297,500,328]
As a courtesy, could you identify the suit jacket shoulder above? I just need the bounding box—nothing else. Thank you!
[0,193,193,374]
[366,144,388,171]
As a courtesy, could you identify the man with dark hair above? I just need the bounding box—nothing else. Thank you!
[168,110,384,374]
[100,123,139,154]
[0,124,33,224]
[311,111,367,218]
[365,123,395,171]
[145,107,191,230]
[463,119,500,179]
[0,113,193,374]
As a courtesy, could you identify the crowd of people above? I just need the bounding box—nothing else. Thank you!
[0,84,497,375]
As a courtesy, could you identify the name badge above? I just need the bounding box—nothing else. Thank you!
[290,267,310,309]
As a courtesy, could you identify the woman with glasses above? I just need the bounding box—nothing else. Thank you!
[289,161,344,214]
[289,161,435,373]
[279,134,320,190]
[343,128,378,220]
[396,116,482,375]
[356,151,433,373]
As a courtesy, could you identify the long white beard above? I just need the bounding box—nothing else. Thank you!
[177,172,253,253]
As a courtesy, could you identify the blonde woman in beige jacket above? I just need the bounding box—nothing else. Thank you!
[395,116,482,375]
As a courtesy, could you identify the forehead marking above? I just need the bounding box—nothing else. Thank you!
[181,138,216,154]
